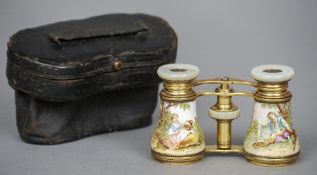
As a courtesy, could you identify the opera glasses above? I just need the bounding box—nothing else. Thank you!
[151,64,300,166]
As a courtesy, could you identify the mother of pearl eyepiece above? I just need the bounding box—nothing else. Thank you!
[251,64,294,82]
[157,64,200,81]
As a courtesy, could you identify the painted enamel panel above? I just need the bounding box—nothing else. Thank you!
[151,100,205,156]
[244,102,300,157]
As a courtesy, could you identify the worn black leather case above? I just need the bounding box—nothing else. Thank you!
[6,13,177,144]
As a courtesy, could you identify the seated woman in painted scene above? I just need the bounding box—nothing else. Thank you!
[167,114,181,135]
[254,112,296,148]
[162,114,199,150]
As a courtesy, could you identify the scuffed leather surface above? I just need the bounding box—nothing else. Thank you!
[16,85,158,145]
[7,13,177,101]
[6,14,177,144]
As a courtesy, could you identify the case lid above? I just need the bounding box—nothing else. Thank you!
[7,14,177,102]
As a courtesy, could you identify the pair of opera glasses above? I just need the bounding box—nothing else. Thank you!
[151,64,300,167]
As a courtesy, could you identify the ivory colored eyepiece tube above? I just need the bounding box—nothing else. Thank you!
[244,64,300,167]
[151,64,205,165]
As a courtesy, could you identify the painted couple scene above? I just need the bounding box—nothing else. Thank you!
[161,114,200,150]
